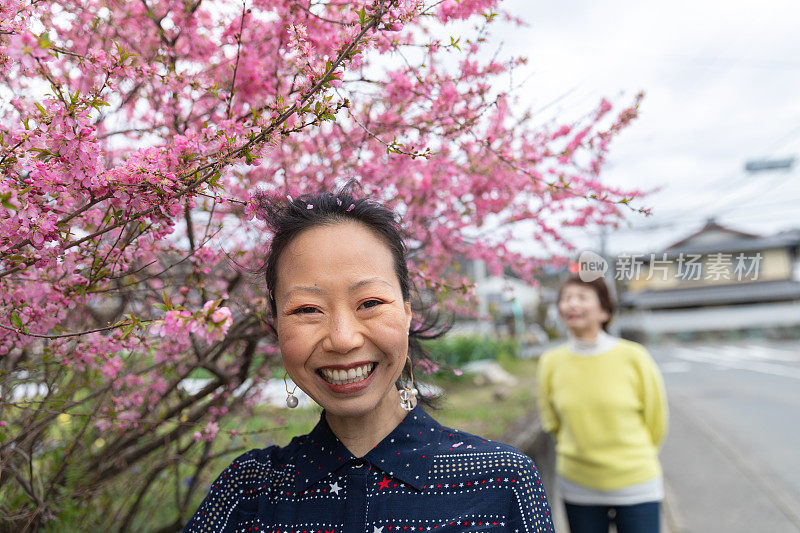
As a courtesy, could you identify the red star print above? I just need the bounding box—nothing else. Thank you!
[377,476,391,490]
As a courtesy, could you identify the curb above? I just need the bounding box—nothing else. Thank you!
[662,478,685,533]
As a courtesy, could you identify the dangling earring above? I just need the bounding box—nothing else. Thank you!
[399,356,418,411]
[284,372,299,408]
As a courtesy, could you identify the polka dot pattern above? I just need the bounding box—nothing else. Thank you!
[184,406,554,532]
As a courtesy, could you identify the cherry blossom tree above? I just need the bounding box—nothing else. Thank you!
[0,0,646,528]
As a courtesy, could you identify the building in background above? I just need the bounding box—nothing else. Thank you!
[616,219,800,342]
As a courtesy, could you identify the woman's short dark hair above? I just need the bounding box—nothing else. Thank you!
[253,182,446,406]
[557,275,616,332]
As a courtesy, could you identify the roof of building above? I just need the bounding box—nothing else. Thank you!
[620,279,800,309]
[631,221,800,261]
[665,218,761,249]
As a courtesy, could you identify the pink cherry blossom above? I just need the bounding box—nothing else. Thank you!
[0,0,645,526]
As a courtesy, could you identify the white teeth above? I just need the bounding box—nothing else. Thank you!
[320,363,375,385]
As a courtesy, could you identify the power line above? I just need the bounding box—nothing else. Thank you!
[614,155,798,230]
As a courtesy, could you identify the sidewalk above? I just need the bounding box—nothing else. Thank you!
[660,397,800,532]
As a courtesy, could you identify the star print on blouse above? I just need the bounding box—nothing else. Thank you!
[329,482,341,495]
[376,476,391,490]
[291,408,438,493]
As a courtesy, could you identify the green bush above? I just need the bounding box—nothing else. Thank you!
[423,335,519,368]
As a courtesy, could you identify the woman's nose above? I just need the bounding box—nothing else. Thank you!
[323,311,365,353]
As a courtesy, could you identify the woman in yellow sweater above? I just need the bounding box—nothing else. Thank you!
[538,275,668,533]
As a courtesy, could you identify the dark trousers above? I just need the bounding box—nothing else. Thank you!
[564,501,660,533]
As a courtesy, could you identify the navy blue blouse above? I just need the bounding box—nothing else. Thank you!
[184,405,554,532]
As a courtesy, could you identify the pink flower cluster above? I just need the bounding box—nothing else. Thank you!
[194,420,219,443]
[149,301,233,346]
[0,1,645,498]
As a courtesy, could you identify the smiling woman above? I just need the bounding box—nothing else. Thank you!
[538,276,668,533]
[183,185,555,532]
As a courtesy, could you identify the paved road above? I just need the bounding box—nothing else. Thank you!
[649,341,800,533]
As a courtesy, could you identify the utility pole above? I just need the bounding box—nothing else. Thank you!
[599,226,621,336]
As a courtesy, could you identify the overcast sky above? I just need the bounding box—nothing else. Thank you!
[487,0,800,257]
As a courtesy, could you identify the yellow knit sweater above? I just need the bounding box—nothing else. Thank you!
[537,339,668,491]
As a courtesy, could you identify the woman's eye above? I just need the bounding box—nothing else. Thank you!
[359,299,383,310]
[292,306,319,315]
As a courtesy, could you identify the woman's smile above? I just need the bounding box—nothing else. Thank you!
[317,361,378,394]
[318,361,376,384]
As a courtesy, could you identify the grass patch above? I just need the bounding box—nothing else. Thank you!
[231,404,322,447]
[427,356,539,441]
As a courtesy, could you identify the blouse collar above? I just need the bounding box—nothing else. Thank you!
[566,329,618,356]
[293,404,441,494]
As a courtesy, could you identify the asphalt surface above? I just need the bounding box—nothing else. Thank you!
[649,340,800,533]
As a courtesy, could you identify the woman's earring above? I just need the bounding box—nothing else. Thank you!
[399,356,418,411]
[283,372,299,408]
